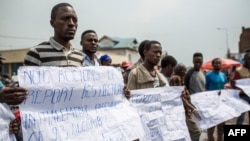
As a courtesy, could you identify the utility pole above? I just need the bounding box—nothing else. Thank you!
[217,27,230,58]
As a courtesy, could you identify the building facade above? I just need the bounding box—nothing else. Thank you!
[98,35,139,63]
[239,26,250,53]
[0,35,140,75]
[0,48,28,75]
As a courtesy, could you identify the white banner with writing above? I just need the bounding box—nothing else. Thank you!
[130,86,191,141]
[18,66,149,141]
[236,78,250,97]
[0,103,16,141]
[191,89,250,130]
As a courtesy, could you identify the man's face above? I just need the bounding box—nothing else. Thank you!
[80,32,98,53]
[51,6,78,41]
[144,43,162,66]
[212,59,221,71]
[193,56,203,70]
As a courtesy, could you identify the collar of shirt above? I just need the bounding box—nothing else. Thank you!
[82,52,100,66]
[49,37,75,55]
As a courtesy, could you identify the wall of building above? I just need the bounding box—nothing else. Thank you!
[0,48,138,75]
[0,48,29,75]
[1,49,29,63]
[239,26,250,53]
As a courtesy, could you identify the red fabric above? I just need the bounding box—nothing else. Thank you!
[232,71,241,80]
[121,61,132,67]
[202,58,241,70]
[14,110,21,122]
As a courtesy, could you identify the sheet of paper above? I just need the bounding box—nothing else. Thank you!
[0,103,16,141]
[130,86,191,141]
[236,78,250,97]
[191,89,250,130]
[18,66,149,141]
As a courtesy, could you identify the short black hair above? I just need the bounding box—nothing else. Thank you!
[138,40,149,60]
[51,3,73,19]
[193,52,203,59]
[144,40,161,51]
[81,29,96,40]
[212,58,220,64]
[161,55,177,68]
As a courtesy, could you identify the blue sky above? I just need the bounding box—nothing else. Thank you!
[0,0,250,66]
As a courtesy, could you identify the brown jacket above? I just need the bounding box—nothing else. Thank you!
[127,65,166,90]
[123,58,143,84]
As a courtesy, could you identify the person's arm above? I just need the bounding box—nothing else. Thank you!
[184,73,189,89]
[181,88,201,120]
[230,71,240,89]
[184,68,193,90]
[0,87,28,105]
[127,69,137,90]
[123,86,130,100]
[122,69,131,85]
[205,73,209,90]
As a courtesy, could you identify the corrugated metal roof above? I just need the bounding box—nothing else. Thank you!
[99,36,138,49]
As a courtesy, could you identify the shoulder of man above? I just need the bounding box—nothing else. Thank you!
[24,41,52,66]
[129,66,139,74]
[37,41,50,46]
[187,67,195,77]
[29,41,51,51]
[184,67,195,88]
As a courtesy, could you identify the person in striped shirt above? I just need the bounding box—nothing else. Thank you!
[24,3,83,67]
[16,3,82,141]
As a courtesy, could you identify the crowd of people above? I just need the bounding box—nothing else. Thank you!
[1,2,250,141]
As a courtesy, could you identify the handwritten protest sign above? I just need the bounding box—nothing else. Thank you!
[191,89,250,130]
[236,78,250,97]
[18,66,148,141]
[130,86,191,141]
[0,103,16,141]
